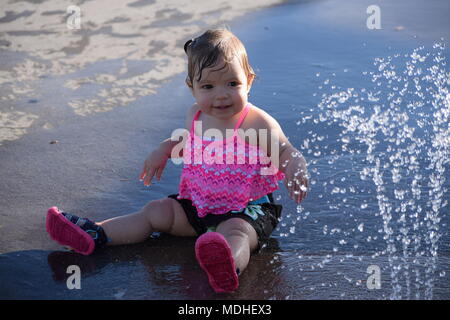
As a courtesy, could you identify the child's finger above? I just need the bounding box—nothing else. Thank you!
[294,190,300,204]
[143,167,157,186]
[288,181,295,200]
[291,180,298,202]
[296,186,302,203]
[293,185,301,203]
[288,178,298,202]
[155,167,164,181]
[300,182,308,203]
[296,179,308,204]
[139,167,147,180]
[296,185,303,204]
[156,162,166,181]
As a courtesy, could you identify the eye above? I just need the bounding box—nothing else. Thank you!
[229,81,239,87]
[201,84,213,89]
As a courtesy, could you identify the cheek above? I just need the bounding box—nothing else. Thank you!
[234,89,248,101]
[193,91,210,103]
[238,85,249,95]
[196,97,211,109]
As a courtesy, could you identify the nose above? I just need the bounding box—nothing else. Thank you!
[215,86,229,100]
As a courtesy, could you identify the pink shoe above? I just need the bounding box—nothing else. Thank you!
[46,207,95,255]
[195,232,239,293]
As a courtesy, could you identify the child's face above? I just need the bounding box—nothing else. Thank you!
[190,56,254,121]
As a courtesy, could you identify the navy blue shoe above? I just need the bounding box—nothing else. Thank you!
[61,212,109,249]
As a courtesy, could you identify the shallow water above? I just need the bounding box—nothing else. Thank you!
[248,0,450,300]
[1,0,449,299]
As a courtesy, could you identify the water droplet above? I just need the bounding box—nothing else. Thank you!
[358,223,364,232]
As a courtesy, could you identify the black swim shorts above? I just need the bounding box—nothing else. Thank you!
[167,193,283,251]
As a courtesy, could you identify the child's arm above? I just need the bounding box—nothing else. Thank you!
[139,104,196,186]
[278,139,309,204]
[255,110,309,204]
[139,140,172,186]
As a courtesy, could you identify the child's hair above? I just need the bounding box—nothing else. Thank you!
[183,28,256,88]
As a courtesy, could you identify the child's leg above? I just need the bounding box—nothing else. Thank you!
[194,218,258,293]
[47,198,196,254]
[215,218,258,274]
[98,198,197,245]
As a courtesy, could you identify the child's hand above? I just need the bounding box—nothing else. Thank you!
[139,148,169,186]
[283,156,309,204]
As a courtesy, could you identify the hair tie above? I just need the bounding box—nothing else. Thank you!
[184,38,196,53]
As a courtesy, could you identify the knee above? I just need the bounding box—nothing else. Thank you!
[141,198,168,217]
[141,198,175,233]
[217,218,255,239]
[217,218,258,251]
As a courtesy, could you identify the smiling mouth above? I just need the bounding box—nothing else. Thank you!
[214,105,232,110]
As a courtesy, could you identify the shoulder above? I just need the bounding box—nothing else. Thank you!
[240,103,290,156]
[242,103,284,133]
[184,103,200,130]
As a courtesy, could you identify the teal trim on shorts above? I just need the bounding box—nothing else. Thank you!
[206,195,271,230]
[248,195,270,205]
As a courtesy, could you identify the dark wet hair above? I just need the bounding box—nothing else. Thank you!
[183,28,255,88]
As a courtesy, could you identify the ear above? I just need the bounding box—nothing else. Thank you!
[247,74,255,93]
[185,79,195,96]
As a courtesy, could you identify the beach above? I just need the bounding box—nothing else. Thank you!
[1,0,449,300]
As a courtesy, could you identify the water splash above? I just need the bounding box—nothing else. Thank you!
[287,42,449,299]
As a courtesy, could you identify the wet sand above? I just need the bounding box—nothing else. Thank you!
[1,0,450,300]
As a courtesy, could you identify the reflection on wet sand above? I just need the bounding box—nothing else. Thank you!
[0,235,286,299]
[2,236,448,299]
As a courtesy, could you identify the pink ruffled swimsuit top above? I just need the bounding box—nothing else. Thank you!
[177,103,285,218]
